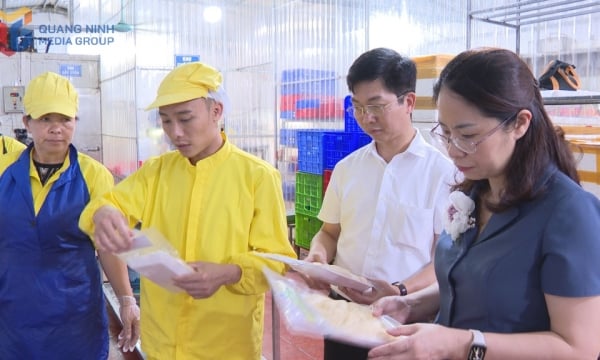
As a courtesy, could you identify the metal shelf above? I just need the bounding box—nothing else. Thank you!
[467,0,600,53]
[543,94,600,105]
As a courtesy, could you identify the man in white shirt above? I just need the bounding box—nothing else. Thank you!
[304,47,457,359]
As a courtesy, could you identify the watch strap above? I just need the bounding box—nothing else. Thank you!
[467,329,486,360]
[391,282,408,296]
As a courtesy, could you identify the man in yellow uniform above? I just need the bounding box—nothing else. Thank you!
[79,62,297,360]
[1,133,26,154]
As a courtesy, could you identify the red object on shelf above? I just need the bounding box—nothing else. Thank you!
[280,95,344,119]
[323,169,332,193]
[279,95,302,111]
[295,100,344,119]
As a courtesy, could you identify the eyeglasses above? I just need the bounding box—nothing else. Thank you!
[430,114,515,154]
[346,93,409,119]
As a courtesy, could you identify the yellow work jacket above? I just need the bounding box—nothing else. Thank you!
[80,139,296,360]
[1,135,26,154]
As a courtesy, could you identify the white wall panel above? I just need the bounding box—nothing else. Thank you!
[8,0,594,180]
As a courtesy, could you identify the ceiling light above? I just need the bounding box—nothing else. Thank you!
[203,6,222,24]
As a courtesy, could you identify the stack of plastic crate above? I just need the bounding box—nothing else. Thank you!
[278,68,341,214]
[294,119,371,249]
[279,69,342,120]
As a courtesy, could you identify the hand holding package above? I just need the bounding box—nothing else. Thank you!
[116,227,193,292]
[263,268,400,348]
[255,252,373,292]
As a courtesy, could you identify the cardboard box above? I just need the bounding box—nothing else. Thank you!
[563,125,600,198]
[412,54,454,119]
[413,54,454,79]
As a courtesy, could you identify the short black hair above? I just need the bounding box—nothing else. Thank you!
[347,47,416,96]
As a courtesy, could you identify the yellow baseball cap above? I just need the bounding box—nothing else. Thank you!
[23,72,78,119]
[145,62,222,110]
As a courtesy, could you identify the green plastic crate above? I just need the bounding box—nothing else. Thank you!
[295,172,323,217]
[295,212,322,249]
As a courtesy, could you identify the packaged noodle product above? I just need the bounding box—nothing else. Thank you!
[255,252,373,292]
[264,268,401,348]
[116,227,193,292]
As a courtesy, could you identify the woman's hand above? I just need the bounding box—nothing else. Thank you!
[371,295,412,324]
[367,323,470,360]
[117,295,140,352]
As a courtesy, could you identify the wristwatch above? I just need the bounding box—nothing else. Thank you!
[391,282,408,296]
[467,329,486,360]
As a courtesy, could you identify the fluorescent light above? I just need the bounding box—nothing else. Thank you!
[203,6,222,24]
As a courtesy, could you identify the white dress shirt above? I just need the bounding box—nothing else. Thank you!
[318,129,457,282]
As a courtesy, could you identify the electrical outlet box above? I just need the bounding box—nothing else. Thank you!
[3,86,25,113]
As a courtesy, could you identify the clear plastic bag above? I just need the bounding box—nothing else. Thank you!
[264,268,400,348]
[116,227,193,292]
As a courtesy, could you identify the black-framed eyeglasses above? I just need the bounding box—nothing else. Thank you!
[430,113,516,154]
[346,92,410,119]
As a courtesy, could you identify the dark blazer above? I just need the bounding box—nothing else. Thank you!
[435,165,600,332]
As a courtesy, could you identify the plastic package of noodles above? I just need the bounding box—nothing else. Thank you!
[263,268,402,348]
[116,227,193,293]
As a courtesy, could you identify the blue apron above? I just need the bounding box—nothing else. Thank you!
[0,145,108,359]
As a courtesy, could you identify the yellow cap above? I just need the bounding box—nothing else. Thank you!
[23,72,78,119]
[145,62,222,110]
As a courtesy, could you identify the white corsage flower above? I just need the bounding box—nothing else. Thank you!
[444,191,476,242]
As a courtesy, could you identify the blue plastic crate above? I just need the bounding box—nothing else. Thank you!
[279,128,298,147]
[282,179,296,202]
[281,68,337,96]
[281,80,336,95]
[280,110,296,119]
[322,132,354,169]
[281,69,335,83]
[355,132,372,148]
[296,98,320,109]
[297,130,371,174]
[297,130,329,174]
[343,95,364,133]
[323,132,371,169]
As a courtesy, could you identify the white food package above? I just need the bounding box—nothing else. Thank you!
[255,252,373,292]
[116,227,194,292]
[263,268,401,348]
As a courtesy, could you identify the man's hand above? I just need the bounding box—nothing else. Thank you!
[92,206,133,252]
[298,252,332,291]
[173,261,241,299]
[339,279,401,305]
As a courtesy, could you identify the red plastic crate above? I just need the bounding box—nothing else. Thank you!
[323,169,332,193]
[279,94,302,111]
[295,100,344,119]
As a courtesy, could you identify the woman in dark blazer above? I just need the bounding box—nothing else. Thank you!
[369,48,600,360]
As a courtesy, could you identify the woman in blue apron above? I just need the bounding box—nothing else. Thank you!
[0,72,140,360]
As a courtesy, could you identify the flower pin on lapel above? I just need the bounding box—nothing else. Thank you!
[444,191,476,242]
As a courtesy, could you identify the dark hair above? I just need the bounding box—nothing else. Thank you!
[347,47,416,97]
[432,48,580,212]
